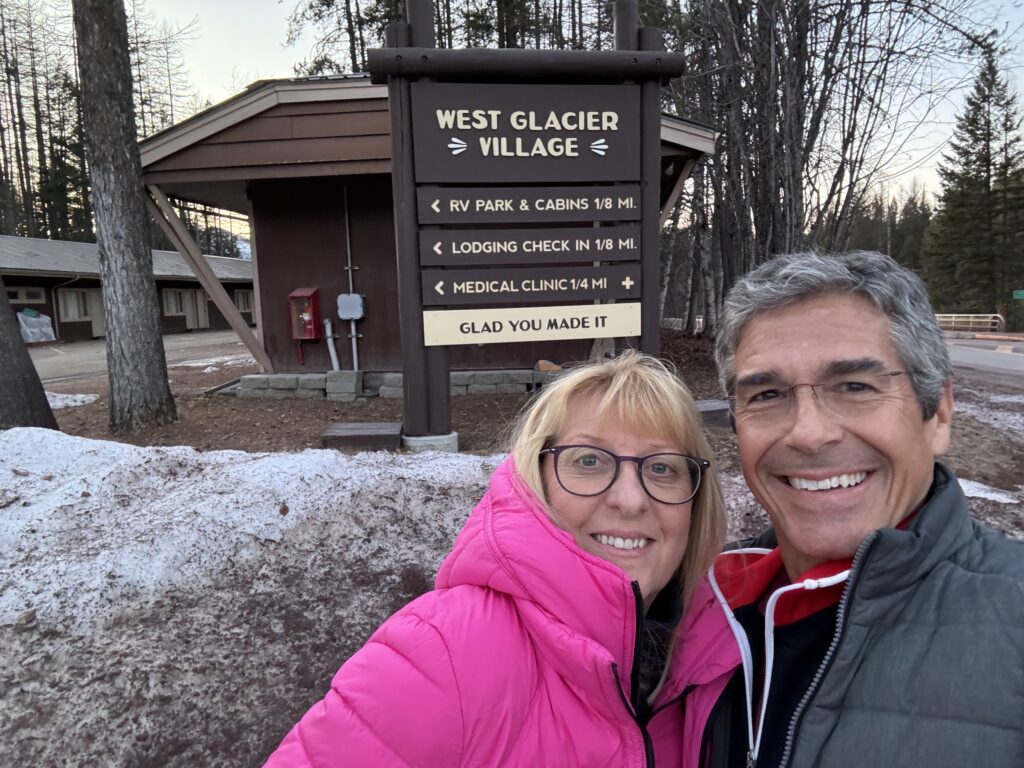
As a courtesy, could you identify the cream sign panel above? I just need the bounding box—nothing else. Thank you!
[410,82,642,183]
[422,303,641,346]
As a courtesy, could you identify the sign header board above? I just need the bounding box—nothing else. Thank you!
[417,185,642,224]
[422,302,641,346]
[1014,289,1024,300]
[411,82,641,183]
[422,264,641,306]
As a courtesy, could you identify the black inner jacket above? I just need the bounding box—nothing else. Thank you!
[634,579,684,724]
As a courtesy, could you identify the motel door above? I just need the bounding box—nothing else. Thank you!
[86,289,106,337]
[184,289,210,330]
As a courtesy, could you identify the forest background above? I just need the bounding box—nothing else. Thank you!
[2,0,1023,330]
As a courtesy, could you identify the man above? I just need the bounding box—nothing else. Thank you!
[703,251,1024,767]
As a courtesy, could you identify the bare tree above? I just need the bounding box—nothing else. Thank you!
[0,275,57,429]
[72,0,175,433]
[665,0,995,334]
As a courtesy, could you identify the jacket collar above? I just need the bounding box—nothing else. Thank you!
[853,463,974,601]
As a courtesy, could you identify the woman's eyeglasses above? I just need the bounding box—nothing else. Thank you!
[539,445,709,505]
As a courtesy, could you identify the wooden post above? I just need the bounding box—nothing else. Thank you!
[147,185,273,372]
[639,25,665,354]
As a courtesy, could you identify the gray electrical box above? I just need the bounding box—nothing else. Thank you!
[337,293,365,320]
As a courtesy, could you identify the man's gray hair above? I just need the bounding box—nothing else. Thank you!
[715,251,953,419]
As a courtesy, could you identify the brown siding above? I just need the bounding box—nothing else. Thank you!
[249,177,355,373]
[345,175,402,371]
[249,175,604,373]
[148,101,391,174]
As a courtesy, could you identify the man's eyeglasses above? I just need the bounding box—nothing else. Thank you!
[729,370,911,424]
[539,445,709,505]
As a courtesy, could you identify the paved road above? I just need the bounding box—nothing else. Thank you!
[29,330,252,384]
[947,337,1024,386]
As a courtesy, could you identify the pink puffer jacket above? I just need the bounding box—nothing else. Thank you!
[264,458,739,767]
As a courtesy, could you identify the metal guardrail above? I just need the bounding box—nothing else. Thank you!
[935,314,1006,332]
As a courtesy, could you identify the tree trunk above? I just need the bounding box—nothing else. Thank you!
[72,0,176,433]
[0,275,57,429]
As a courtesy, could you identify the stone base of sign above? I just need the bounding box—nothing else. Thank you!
[322,422,402,451]
[233,372,726,432]
[237,369,555,402]
[697,399,732,429]
[402,431,459,454]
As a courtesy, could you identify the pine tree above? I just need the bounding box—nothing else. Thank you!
[923,49,1024,314]
[890,186,932,272]
[0,274,57,429]
[72,0,176,433]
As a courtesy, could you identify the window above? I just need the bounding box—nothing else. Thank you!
[234,289,253,313]
[58,289,90,321]
[163,289,185,316]
[6,286,46,304]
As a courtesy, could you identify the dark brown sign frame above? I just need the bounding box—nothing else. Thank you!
[369,0,683,438]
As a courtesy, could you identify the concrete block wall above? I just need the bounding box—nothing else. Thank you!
[237,370,363,401]
[236,369,560,401]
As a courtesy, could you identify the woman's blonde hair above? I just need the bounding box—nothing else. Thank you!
[509,351,726,610]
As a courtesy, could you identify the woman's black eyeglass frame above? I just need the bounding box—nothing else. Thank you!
[539,444,710,505]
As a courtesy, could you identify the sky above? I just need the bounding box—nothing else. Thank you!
[148,0,1024,195]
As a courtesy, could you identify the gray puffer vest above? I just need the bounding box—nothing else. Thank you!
[762,463,1024,768]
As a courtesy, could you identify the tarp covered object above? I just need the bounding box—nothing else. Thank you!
[17,310,56,343]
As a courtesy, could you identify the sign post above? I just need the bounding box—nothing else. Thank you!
[370,0,690,443]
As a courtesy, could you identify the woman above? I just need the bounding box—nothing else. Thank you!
[264,352,740,767]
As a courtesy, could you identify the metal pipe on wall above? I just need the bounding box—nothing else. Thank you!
[341,185,360,371]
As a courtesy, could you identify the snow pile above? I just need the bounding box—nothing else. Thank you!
[958,479,1019,504]
[44,391,99,409]
[174,353,256,369]
[956,393,1024,438]
[0,428,499,633]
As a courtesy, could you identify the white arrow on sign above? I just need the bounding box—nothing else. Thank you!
[434,280,445,296]
[431,199,441,213]
[433,241,443,255]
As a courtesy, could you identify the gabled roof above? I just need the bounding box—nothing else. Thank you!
[140,74,387,168]
[0,235,252,283]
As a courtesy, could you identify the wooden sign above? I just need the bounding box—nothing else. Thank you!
[422,302,641,346]
[421,264,641,306]
[419,225,641,266]
[411,82,641,183]
[417,185,642,224]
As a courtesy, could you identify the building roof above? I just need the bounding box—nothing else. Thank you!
[140,74,385,170]
[0,235,252,283]
[139,75,716,212]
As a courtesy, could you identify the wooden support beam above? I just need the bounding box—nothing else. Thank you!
[660,157,697,227]
[146,185,273,372]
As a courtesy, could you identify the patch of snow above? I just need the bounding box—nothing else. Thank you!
[173,353,256,369]
[955,399,1024,438]
[988,394,1024,405]
[957,478,1019,504]
[202,366,219,373]
[45,392,99,409]
[0,428,502,633]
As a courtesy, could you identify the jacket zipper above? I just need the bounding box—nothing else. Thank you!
[610,581,655,767]
[776,533,879,768]
[706,548,771,766]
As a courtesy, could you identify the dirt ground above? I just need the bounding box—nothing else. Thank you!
[49,328,1024,507]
